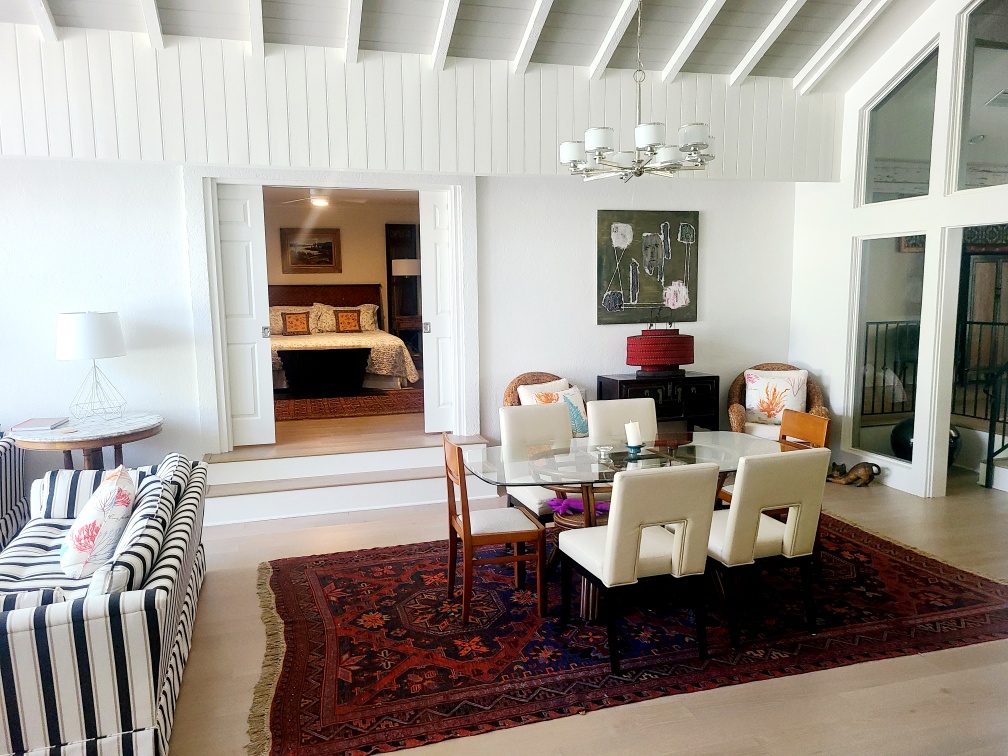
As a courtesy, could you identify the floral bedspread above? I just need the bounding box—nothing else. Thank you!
[270,331,420,383]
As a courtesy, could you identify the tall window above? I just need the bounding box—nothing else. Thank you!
[958,0,1008,191]
[864,50,940,204]
[853,237,925,460]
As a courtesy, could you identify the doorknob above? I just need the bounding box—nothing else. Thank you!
[423,322,431,333]
[262,326,270,338]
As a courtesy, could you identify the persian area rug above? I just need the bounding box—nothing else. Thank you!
[247,515,1008,755]
[274,389,424,421]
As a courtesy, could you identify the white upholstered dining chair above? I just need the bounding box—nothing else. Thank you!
[558,463,720,673]
[707,447,831,646]
[586,398,658,447]
[498,403,572,523]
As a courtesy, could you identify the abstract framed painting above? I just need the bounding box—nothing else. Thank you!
[597,210,699,324]
[280,228,342,274]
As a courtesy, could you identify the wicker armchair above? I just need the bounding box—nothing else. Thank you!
[727,363,829,434]
[503,372,563,406]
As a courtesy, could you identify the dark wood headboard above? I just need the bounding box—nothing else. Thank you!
[267,284,385,330]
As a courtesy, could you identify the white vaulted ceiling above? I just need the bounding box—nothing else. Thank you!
[0,0,931,91]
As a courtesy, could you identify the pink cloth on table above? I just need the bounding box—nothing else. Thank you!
[546,498,610,516]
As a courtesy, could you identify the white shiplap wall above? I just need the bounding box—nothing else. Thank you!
[0,23,841,179]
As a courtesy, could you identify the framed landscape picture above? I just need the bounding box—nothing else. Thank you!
[280,228,342,274]
[597,210,700,324]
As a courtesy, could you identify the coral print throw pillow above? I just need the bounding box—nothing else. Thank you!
[531,386,589,437]
[745,369,808,425]
[60,466,137,579]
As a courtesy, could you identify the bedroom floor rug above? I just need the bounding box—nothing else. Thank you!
[247,515,1008,755]
[274,389,424,420]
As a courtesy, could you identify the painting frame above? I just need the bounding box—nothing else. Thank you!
[280,228,342,274]
[597,210,700,325]
[898,235,925,253]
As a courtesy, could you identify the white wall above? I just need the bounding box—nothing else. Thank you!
[263,195,419,320]
[476,175,797,441]
[791,0,1008,496]
[0,24,842,182]
[0,160,203,482]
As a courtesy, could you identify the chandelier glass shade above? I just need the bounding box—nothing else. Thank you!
[559,1,714,181]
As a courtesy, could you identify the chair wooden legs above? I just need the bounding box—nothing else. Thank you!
[447,530,457,599]
[514,542,526,587]
[693,600,709,660]
[800,557,816,634]
[462,549,474,625]
[603,588,622,674]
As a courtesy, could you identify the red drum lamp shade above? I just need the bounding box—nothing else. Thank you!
[626,329,694,378]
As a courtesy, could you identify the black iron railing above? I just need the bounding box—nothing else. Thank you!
[952,320,1008,419]
[860,320,919,415]
[984,362,1008,488]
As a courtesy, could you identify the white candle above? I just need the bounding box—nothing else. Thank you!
[625,421,642,447]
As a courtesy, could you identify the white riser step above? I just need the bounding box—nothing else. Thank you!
[979,459,1008,492]
[207,442,484,486]
[204,474,498,526]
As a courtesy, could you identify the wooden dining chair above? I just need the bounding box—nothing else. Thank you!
[717,409,830,504]
[778,409,830,448]
[443,434,547,624]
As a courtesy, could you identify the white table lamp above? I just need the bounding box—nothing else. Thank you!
[391,258,420,277]
[56,311,127,420]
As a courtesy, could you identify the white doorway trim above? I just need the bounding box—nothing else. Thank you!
[183,166,480,454]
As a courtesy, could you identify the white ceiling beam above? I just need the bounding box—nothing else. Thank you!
[661,0,727,82]
[512,0,554,75]
[589,0,638,80]
[345,0,363,64]
[27,0,59,43]
[248,0,264,57]
[728,0,809,86]
[139,0,164,49]
[792,0,895,95]
[432,0,462,71]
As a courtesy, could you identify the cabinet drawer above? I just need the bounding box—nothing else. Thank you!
[624,382,685,419]
[682,381,715,414]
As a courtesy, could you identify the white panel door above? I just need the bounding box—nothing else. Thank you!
[419,189,456,433]
[216,183,275,447]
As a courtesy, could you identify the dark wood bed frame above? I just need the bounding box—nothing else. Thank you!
[267,283,385,331]
[268,283,386,398]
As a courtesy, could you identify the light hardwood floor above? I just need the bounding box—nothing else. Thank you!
[170,472,1008,755]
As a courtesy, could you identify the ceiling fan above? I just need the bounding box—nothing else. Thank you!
[280,188,368,207]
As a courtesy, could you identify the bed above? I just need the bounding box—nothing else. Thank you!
[269,284,420,397]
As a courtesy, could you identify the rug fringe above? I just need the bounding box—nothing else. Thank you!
[246,561,285,756]
[823,511,1006,584]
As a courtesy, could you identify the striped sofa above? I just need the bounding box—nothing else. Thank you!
[0,451,207,755]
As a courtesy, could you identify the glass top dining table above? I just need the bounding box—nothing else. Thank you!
[462,430,797,490]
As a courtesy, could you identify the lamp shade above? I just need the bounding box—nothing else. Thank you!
[56,312,126,361]
[626,328,694,377]
[391,258,421,277]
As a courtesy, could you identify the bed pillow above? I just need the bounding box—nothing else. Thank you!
[516,377,571,406]
[336,310,362,333]
[281,311,311,336]
[744,369,808,425]
[310,303,379,333]
[60,466,137,579]
[269,306,309,335]
[528,385,588,437]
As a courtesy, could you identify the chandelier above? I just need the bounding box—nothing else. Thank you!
[559,0,714,182]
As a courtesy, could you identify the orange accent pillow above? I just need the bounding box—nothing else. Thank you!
[281,311,311,336]
[336,310,362,333]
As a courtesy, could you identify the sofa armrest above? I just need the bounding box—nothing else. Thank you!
[0,437,28,550]
[0,590,169,754]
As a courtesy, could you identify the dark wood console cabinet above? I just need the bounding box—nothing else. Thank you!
[596,372,720,431]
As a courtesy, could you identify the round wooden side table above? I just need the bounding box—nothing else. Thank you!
[8,412,164,470]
